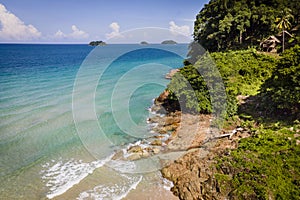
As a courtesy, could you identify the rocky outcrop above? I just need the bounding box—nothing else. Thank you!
[161,128,252,200]
[153,90,180,113]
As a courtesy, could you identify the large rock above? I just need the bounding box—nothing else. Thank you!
[155,90,169,103]
[152,148,160,154]
[164,116,180,126]
[151,139,162,146]
[127,153,142,161]
[127,145,143,153]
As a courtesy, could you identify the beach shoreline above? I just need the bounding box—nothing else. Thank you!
[147,88,252,199]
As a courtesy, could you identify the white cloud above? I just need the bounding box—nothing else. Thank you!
[106,22,123,39]
[54,30,66,38]
[53,25,89,40]
[169,21,190,37]
[70,25,89,39]
[0,4,41,41]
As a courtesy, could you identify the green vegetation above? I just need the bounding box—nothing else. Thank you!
[216,124,300,199]
[140,41,149,45]
[260,45,300,116]
[211,46,300,199]
[194,0,300,52]
[275,8,294,52]
[166,49,277,117]
[89,40,107,46]
[163,1,300,198]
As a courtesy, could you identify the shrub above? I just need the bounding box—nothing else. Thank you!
[166,49,277,118]
[260,45,300,115]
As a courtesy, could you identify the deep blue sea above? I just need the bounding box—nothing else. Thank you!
[0,44,188,199]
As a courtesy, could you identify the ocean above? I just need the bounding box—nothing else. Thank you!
[0,44,188,199]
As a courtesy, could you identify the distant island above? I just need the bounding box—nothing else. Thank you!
[140,41,149,45]
[161,40,177,44]
[89,41,107,46]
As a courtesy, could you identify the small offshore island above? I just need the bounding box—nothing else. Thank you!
[140,41,149,45]
[161,40,177,45]
[89,40,107,46]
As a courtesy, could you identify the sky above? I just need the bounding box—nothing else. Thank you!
[0,0,209,43]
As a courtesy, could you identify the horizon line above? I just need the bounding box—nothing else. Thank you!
[0,42,190,45]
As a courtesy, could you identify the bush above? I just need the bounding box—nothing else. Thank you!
[216,125,300,199]
[166,49,277,118]
[260,45,300,115]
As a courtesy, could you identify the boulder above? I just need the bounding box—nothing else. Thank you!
[127,145,143,153]
[142,150,150,158]
[151,139,162,146]
[155,90,169,103]
[164,116,180,126]
[152,148,160,154]
[112,150,124,160]
[127,153,142,161]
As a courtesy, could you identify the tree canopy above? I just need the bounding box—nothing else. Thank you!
[194,0,300,52]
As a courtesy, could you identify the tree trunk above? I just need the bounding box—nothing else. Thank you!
[239,31,242,44]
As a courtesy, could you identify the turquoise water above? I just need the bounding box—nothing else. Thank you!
[0,44,188,199]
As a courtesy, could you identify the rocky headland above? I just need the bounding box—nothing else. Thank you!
[112,77,252,199]
[155,92,252,199]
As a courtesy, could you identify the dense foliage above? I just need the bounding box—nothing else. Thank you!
[216,124,300,199]
[89,41,106,46]
[260,45,300,115]
[194,0,300,52]
[164,1,300,199]
[166,49,277,117]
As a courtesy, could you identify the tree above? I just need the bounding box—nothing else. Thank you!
[260,45,300,114]
[276,8,294,52]
[193,0,299,52]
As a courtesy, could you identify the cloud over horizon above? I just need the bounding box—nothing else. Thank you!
[106,22,123,39]
[0,4,41,41]
[169,21,190,37]
[54,25,89,40]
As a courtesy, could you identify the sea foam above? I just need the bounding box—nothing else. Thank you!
[41,155,113,199]
[77,174,143,200]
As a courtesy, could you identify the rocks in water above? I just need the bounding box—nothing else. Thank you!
[112,150,125,160]
[161,124,253,200]
[152,148,160,154]
[141,150,150,158]
[147,116,161,123]
[164,116,180,126]
[126,145,151,161]
[150,139,162,146]
[128,145,143,153]
[127,153,142,161]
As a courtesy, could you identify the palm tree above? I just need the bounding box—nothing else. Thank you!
[276,8,294,52]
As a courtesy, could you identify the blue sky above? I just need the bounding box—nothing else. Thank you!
[0,0,208,43]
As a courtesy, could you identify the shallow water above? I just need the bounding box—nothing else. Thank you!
[0,44,187,199]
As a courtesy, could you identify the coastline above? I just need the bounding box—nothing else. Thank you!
[147,84,252,199]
